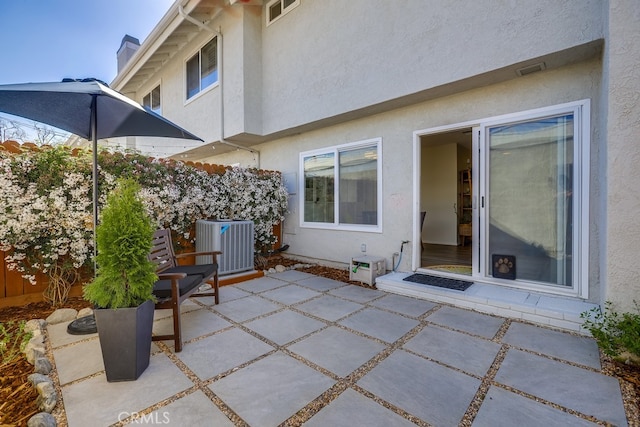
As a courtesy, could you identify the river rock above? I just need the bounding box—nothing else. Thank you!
[36,381,57,412]
[45,308,77,324]
[28,373,52,387]
[34,357,53,375]
[27,412,56,427]
[77,307,93,318]
[24,335,46,364]
[25,319,46,333]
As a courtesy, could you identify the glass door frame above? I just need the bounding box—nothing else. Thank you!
[414,99,590,298]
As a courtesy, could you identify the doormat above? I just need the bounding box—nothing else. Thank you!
[403,274,473,291]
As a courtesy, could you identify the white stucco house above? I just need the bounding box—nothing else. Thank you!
[109,0,640,332]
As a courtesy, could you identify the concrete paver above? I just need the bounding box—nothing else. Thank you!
[288,326,385,376]
[209,351,335,427]
[426,305,505,338]
[176,328,274,380]
[404,324,501,377]
[259,283,321,305]
[305,388,416,427]
[359,350,481,426]
[51,273,630,426]
[472,386,599,427]
[495,349,627,426]
[244,309,326,345]
[502,321,601,368]
[338,307,419,343]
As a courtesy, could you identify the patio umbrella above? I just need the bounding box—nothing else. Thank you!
[0,78,203,238]
[0,78,203,335]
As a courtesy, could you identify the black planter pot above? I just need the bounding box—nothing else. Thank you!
[94,299,154,382]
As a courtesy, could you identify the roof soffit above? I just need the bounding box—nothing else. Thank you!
[112,0,227,95]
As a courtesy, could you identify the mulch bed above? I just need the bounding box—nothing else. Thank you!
[1,258,638,426]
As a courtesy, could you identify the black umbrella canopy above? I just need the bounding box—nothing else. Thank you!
[0,79,202,141]
[0,78,204,260]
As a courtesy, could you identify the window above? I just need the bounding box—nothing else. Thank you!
[186,37,218,100]
[142,85,161,115]
[300,139,382,231]
[266,0,299,25]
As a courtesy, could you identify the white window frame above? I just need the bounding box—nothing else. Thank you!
[299,138,382,233]
[266,0,300,26]
[142,83,161,115]
[184,37,219,103]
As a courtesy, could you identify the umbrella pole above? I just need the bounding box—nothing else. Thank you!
[91,96,98,276]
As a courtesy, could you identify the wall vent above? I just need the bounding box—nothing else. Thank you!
[516,62,546,77]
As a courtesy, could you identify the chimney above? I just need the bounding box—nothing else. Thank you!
[117,35,140,73]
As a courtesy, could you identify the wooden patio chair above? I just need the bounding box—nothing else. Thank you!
[147,229,221,352]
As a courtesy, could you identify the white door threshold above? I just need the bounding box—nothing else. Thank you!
[376,272,597,334]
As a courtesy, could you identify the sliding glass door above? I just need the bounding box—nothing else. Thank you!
[474,101,589,295]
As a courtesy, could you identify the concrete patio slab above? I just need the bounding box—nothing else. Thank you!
[153,299,202,320]
[62,352,192,426]
[295,294,363,321]
[259,283,321,305]
[51,272,630,427]
[426,305,505,339]
[305,388,416,427]
[235,276,289,293]
[502,321,601,369]
[176,328,274,380]
[369,293,437,318]
[153,308,231,345]
[195,285,251,305]
[244,309,326,345]
[473,386,599,427]
[212,295,281,322]
[268,270,316,282]
[404,324,501,377]
[338,307,419,343]
[358,349,481,426]
[328,284,385,303]
[296,276,348,291]
[209,351,335,427]
[47,321,97,349]
[52,337,104,385]
[495,349,628,426]
[288,327,385,376]
[124,390,235,426]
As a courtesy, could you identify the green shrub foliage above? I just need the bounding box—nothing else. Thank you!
[83,178,157,308]
[581,301,640,364]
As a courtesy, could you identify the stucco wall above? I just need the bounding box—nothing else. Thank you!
[253,60,601,298]
[603,0,640,312]
[260,0,603,135]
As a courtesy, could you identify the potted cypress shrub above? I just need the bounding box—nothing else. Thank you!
[83,177,158,382]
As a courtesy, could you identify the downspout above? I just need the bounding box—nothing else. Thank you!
[178,5,261,168]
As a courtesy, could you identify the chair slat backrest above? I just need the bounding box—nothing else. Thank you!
[148,229,177,273]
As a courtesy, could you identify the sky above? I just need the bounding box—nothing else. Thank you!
[0,0,176,141]
[0,0,176,85]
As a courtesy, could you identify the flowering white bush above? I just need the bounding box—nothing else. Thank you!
[0,147,288,286]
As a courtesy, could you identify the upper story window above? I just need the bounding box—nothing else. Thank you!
[266,0,299,26]
[186,37,218,100]
[300,138,382,232]
[142,84,161,115]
